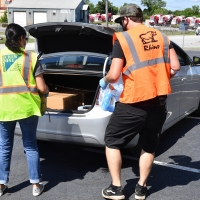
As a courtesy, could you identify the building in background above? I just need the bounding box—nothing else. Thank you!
[1,0,12,9]
[0,0,12,17]
[7,0,89,27]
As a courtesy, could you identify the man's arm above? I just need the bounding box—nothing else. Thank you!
[169,48,180,77]
[104,58,124,84]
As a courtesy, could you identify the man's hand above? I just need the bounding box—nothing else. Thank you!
[99,78,108,90]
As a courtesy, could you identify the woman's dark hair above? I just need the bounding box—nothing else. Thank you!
[5,23,27,53]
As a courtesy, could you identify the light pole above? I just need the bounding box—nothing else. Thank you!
[105,0,108,27]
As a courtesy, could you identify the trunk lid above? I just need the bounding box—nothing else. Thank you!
[25,22,115,55]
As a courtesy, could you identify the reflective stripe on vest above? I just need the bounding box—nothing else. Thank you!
[121,31,170,76]
[0,86,38,94]
[0,68,2,86]
[0,52,37,94]
[23,52,31,85]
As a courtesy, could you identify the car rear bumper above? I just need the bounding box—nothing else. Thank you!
[15,106,139,148]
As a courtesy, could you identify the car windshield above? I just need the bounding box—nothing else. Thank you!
[40,55,108,71]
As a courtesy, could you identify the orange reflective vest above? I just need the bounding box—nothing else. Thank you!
[113,24,172,104]
[0,47,41,121]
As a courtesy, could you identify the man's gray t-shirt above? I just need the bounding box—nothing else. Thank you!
[33,61,44,77]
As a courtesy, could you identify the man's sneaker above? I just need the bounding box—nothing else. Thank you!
[32,183,44,197]
[135,183,147,200]
[102,184,125,199]
[0,185,7,196]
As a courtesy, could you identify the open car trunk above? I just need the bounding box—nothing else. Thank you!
[24,23,115,113]
[44,73,100,112]
[25,22,115,55]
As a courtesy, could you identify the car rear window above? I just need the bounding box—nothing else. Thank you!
[40,55,108,71]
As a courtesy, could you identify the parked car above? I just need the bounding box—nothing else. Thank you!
[196,23,200,35]
[15,22,200,150]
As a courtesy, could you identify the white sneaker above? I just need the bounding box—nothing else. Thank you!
[0,185,7,196]
[32,183,44,197]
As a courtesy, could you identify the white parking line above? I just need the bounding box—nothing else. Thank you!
[83,148,200,174]
[186,116,200,119]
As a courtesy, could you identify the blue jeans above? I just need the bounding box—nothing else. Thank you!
[0,116,41,184]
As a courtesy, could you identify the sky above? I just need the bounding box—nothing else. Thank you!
[90,0,200,11]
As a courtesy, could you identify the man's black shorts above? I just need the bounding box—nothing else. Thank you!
[104,101,167,153]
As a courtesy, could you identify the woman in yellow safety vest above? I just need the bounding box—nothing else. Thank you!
[0,23,49,197]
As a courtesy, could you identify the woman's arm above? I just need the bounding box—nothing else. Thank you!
[35,74,49,94]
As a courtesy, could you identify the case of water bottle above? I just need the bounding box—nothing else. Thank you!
[98,75,123,112]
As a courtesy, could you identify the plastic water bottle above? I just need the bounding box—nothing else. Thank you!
[99,74,124,112]
[101,92,112,111]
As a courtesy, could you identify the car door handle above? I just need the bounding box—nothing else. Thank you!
[181,77,187,81]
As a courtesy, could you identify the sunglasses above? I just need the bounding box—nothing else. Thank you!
[118,17,124,26]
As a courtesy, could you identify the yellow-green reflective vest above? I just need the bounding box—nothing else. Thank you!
[0,47,41,121]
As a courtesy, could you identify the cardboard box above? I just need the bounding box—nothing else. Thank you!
[49,92,60,96]
[58,89,95,105]
[47,93,81,110]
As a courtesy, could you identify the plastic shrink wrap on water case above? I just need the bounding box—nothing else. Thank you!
[98,75,123,112]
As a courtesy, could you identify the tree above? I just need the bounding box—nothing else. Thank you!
[88,3,95,14]
[0,11,8,23]
[141,0,166,14]
[173,10,183,16]
[95,0,118,14]
[153,7,168,15]
[192,5,199,15]
[183,8,193,17]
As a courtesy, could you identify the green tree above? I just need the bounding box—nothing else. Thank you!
[95,0,118,14]
[153,7,168,15]
[183,8,193,17]
[89,3,95,13]
[111,6,118,15]
[191,5,199,15]
[141,0,166,14]
[173,10,183,16]
[0,11,8,23]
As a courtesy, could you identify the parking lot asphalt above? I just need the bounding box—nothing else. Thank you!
[0,116,199,200]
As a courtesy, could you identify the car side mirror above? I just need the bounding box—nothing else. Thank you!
[193,56,200,65]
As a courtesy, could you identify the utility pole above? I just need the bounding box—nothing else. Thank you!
[105,0,108,27]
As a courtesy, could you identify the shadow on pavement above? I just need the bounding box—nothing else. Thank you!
[7,180,30,194]
[129,117,200,198]
[37,140,108,193]
[145,159,200,198]
[156,117,200,158]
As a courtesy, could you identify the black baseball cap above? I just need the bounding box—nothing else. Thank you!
[115,3,143,23]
